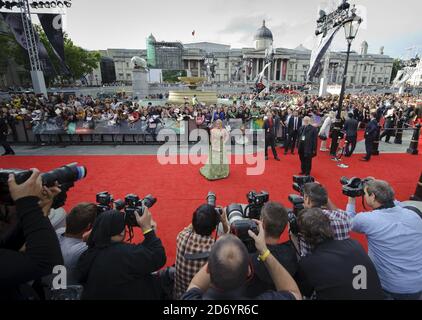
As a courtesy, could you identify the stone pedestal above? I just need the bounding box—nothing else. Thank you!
[132,69,149,99]
[398,85,405,95]
[319,77,328,97]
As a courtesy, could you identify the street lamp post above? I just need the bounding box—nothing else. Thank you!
[329,14,362,156]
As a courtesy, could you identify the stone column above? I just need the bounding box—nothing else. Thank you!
[228,58,231,81]
[198,60,201,77]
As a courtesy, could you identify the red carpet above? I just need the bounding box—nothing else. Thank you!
[1,147,421,265]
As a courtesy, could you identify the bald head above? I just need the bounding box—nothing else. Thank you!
[208,234,249,291]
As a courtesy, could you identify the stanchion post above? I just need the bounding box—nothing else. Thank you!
[407,124,421,155]
[394,117,404,144]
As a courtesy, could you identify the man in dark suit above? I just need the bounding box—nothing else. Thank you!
[361,112,378,161]
[0,111,15,156]
[343,112,359,157]
[297,117,317,175]
[285,110,301,155]
[263,112,280,161]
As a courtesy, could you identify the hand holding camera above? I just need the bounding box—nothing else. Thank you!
[135,206,153,233]
[7,169,43,201]
[248,219,268,255]
[39,183,62,216]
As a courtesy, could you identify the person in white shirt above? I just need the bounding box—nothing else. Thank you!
[319,112,335,151]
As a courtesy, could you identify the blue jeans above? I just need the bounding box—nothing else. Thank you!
[383,290,422,300]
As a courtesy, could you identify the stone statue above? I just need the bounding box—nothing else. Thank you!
[131,56,148,71]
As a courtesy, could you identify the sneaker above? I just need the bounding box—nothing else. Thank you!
[320,148,328,152]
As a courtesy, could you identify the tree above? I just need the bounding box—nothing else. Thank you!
[0,33,31,87]
[34,25,101,85]
[63,35,101,82]
[391,58,403,82]
[163,70,187,83]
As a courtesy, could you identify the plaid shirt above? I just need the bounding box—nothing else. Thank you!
[299,209,352,257]
[174,225,215,300]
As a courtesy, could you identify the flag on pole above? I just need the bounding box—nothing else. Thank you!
[307,26,341,81]
[192,30,195,36]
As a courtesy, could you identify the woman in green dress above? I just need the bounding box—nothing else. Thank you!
[200,119,230,181]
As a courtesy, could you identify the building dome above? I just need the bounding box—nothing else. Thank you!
[254,20,273,41]
[147,33,156,43]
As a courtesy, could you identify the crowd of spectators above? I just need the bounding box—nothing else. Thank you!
[1,92,420,132]
[1,168,421,300]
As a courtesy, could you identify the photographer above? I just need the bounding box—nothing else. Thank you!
[75,208,166,300]
[295,208,384,300]
[174,204,229,300]
[182,226,302,300]
[295,183,352,257]
[0,109,15,156]
[0,170,63,300]
[246,202,298,297]
[346,179,422,300]
[56,203,97,285]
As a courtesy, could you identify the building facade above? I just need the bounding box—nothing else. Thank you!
[98,20,394,86]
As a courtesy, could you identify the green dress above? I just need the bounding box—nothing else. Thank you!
[200,128,230,181]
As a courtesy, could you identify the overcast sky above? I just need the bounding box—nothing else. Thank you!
[60,0,421,58]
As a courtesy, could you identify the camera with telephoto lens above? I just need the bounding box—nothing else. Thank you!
[226,190,269,253]
[245,190,269,219]
[340,177,371,198]
[287,194,305,236]
[230,219,259,253]
[292,175,315,196]
[123,194,157,227]
[206,191,222,215]
[0,163,87,206]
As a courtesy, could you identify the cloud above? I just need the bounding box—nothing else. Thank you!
[218,13,316,49]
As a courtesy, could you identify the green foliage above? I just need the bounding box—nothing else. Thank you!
[0,34,29,71]
[163,70,187,83]
[63,36,101,81]
[34,24,101,84]
[391,59,403,82]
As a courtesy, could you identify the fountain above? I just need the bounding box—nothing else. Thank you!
[168,77,218,105]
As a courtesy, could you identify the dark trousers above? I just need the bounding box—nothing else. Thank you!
[365,138,373,160]
[380,127,394,142]
[285,131,298,153]
[0,134,14,154]
[299,152,312,175]
[265,134,278,158]
[345,135,357,156]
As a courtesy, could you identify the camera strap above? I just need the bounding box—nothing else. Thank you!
[184,251,210,261]
[403,206,422,220]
